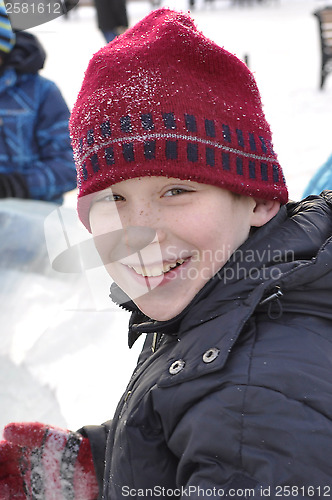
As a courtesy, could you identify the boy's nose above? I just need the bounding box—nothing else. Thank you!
[122,226,157,257]
[124,201,157,225]
[120,202,166,237]
[94,226,157,264]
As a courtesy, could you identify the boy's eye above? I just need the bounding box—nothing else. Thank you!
[163,188,192,197]
[95,193,124,203]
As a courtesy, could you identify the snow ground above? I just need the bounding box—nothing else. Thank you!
[1,0,332,432]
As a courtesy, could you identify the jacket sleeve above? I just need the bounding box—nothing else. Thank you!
[22,79,77,202]
[0,172,29,198]
[78,421,113,499]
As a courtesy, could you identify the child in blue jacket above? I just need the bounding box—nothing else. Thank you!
[0,1,76,202]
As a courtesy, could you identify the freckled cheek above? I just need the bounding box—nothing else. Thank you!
[90,216,126,264]
[92,233,117,266]
[197,226,235,264]
[90,207,110,232]
[104,262,121,282]
[90,208,123,234]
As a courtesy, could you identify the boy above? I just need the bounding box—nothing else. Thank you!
[1,8,332,499]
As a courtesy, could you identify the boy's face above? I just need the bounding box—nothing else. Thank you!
[89,176,256,321]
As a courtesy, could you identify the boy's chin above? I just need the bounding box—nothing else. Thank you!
[134,296,188,322]
[139,309,178,322]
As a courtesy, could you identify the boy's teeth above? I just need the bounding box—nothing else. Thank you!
[130,259,186,277]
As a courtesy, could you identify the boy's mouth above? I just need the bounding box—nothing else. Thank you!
[126,258,188,277]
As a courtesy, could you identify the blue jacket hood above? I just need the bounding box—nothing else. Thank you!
[5,30,45,74]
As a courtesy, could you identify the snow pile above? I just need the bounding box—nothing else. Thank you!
[0,200,142,432]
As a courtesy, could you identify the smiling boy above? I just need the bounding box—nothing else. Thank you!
[0,7,332,500]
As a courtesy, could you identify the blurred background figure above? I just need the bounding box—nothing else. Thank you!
[303,154,332,197]
[0,1,76,203]
[94,0,128,43]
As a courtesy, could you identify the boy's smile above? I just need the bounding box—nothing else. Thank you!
[89,176,260,321]
[124,257,188,277]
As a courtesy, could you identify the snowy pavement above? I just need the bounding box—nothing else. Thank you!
[1,0,331,432]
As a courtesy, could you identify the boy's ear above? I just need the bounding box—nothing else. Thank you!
[250,198,281,227]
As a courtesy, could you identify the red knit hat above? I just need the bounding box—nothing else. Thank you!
[70,7,288,230]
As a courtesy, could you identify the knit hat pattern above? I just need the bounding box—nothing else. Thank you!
[70,8,288,230]
[0,0,15,55]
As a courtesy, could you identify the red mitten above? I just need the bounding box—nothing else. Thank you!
[0,422,99,499]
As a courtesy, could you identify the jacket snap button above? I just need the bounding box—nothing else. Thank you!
[169,359,185,375]
[124,390,132,402]
[202,347,220,363]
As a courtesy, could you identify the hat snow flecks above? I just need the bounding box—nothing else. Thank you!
[70,7,288,231]
[0,0,15,55]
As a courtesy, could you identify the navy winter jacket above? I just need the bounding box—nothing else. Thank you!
[0,31,76,202]
[82,192,332,499]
